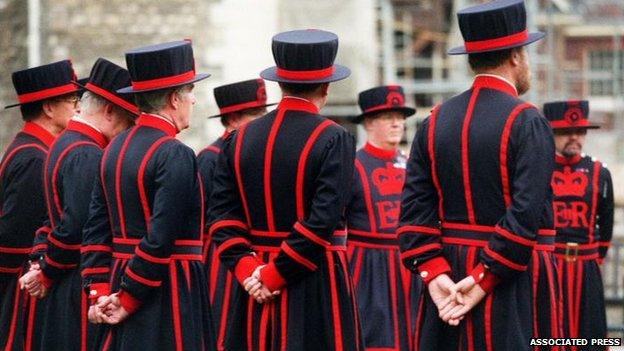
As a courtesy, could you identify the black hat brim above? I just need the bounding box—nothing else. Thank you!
[447,31,545,55]
[351,106,416,124]
[208,102,277,118]
[116,73,210,94]
[4,85,81,109]
[260,64,351,84]
[552,125,601,131]
[73,81,139,116]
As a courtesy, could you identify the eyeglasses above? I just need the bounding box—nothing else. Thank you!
[55,95,80,108]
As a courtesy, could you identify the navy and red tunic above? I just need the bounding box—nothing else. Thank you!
[196,132,232,348]
[33,119,108,351]
[208,96,363,351]
[552,153,614,349]
[0,122,54,351]
[80,113,214,351]
[399,75,555,351]
[346,142,421,351]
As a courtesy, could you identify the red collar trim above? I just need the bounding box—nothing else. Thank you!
[278,97,319,114]
[66,119,108,148]
[555,154,582,165]
[22,122,55,148]
[473,75,518,97]
[136,113,178,137]
[222,130,233,139]
[364,142,397,161]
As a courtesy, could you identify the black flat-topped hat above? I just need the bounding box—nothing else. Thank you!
[260,29,351,84]
[5,59,79,109]
[448,0,545,55]
[76,58,140,116]
[209,78,276,118]
[353,85,416,124]
[118,40,210,94]
[543,100,599,130]
[76,77,89,98]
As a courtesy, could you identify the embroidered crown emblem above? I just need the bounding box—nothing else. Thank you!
[552,166,588,197]
[372,163,405,196]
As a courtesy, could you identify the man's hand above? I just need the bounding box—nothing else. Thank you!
[447,275,487,321]
[427,273,463,326]
[19,270,47,298]
[98,293,129,325]
[243,265,281,304]
[88,296,111,324]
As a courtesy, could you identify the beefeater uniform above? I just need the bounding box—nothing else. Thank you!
[346,85,421,351]
[34,59,139,351]
[197,78,275,348]
[80,41,215,351]
[208,29,363,351]
[399,2,555,350]
[544,100,614,350]
[0,60,79,351]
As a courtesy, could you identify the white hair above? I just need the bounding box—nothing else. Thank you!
[134,84,191,113]
[80,91,108,116]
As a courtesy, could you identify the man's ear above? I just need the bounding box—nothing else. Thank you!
[41,100,55,119]
[321,83,330,97]
[168,90,180,110]
[104,103,115,122]
[509,48,523,68]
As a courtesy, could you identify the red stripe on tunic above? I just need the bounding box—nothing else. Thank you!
[138,136,172,233]
[170,263,184,351]
[115,128,140,238]
[327,252,344,351]
[427,105,445,220]
[234,124,252,226]
[588,162,601,243]
[354,159,377,232]
[461,88,481,224]
[500,103,532,207]
[264,110,287,232]
[296,120,334,220]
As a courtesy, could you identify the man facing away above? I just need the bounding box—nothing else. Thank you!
[398,1,555,350]
[19,58,138,351]
[197,78,273,349]
[80,40,215,350]
[208,29,363,350]
[0,60,79,351]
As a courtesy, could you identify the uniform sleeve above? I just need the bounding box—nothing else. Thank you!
[40,146,102,284]
[31,219,51,260]
[208,132,260,287]
[480,109,555,281]
[196,150,219,261]
[597,166,614,261]
[80,164,113,302]
[397,116,449,285]
[117,141,200,314]
[0,148,47,277]
[259,128,355,291]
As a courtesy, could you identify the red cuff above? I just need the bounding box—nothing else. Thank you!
[118,289,141,315]
[470,263,500,294]
[234,255,261,286]
[417,256,451,285]
[260,261,286,292]
[88,283,111,303]
[597,258,604,265]
[38,271,53,289]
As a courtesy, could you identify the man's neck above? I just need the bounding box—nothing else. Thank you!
[282,94,325,110]
[77,114,104,133]
[31,116,62,136]
[368,139,398,151]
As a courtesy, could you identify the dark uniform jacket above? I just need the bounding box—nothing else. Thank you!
[208,96,362,351]
[0,122,54,351]
[81,113,213,351]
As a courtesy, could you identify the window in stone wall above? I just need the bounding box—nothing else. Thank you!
[587,50,624,97]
